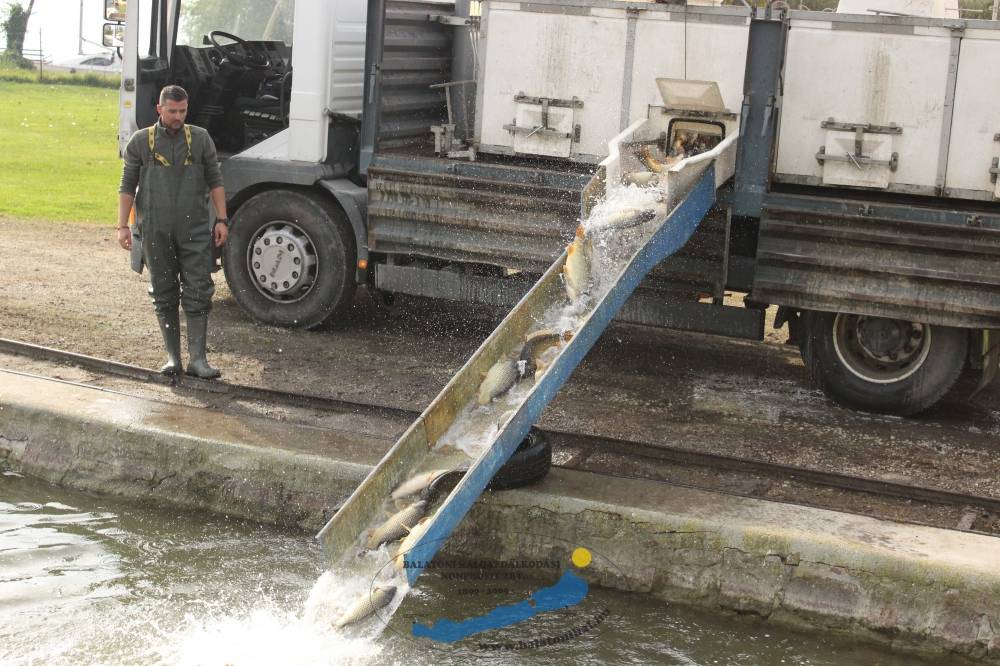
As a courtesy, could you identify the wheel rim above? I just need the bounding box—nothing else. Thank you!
[246,221,319,303]
[831,313,932,384]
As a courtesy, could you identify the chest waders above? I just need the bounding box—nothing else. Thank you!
[137,124,221,378]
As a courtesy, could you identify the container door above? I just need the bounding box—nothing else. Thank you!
[507,95,580,159]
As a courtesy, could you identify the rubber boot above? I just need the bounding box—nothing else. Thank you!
[157,311,182,376]
[185,313,221,379]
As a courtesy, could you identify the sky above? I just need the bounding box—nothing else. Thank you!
[5,0,113,64]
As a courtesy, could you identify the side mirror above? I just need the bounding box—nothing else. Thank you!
[105,0,126,22]
[103,23,125,48]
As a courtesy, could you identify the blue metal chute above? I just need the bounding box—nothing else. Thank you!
[317,130,734,601]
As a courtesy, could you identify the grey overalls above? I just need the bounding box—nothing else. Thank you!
[133,124,215,317]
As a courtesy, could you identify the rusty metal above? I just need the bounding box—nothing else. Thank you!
[368,151,730,297]
[753,203,1000,328]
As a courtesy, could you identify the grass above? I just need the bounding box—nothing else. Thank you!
[0,78,121,224]
[0,64,120,90]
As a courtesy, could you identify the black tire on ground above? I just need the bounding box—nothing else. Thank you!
[799,309,968,416]
[223,189,356,329]
[488,428,552,491]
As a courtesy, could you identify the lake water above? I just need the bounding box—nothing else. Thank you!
[0,472,943,665]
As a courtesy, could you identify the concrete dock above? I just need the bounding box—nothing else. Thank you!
[1,368,997,662]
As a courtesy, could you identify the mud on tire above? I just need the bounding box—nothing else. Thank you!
[224,189,355,329]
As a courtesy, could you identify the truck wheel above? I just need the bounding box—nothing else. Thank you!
[488,428,551,491]
[800,310,967,416]
[224,190,356,329]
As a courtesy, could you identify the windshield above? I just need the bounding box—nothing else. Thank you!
[176,0,294,47]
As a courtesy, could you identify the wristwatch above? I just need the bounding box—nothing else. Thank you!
[215,218,230,227]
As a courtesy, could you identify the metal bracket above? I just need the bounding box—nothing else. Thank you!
[816,146,899,172]
[503,122,578,140]
[821,119,903,135]
[991,157,999,184]
[428,14,474,26]
[513,94,584,109]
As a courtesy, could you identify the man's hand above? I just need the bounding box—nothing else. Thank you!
[117,227,132,250]
[214,221,229,247]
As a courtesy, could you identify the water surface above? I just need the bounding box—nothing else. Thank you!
[0,473,943,665]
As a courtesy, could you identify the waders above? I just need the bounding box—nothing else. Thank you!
[136,124,220,378]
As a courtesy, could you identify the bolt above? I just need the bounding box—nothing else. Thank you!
[276,237,283,244]
[259,275,265,282]
[271,282,278,289]
[255,247,262,255]
[264,238,270,245]
[293,257,300,265]
[292,272,298,279]
[254,262,260,269]
[283,281,289,288]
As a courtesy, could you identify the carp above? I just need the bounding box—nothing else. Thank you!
[623,171,659,187]
[333,584,397,628]
[366,500,427,550]
[563,226,593,303]
[518,329,573,380]
[639,145,680,173]
[477,358,519,405]
[391,469,454,501]
[394,517,432,571]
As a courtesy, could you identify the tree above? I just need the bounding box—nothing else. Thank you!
[2,0,34,61]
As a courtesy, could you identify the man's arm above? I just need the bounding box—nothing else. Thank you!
[200,131,228,247]
[117,132,142,251]
[117,193,134,250]
[210,186,228,247]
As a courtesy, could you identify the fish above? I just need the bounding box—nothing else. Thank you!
[590,207,658,234]
[563,226,593,303]
[518,329,573,380]
[477,358,519,405]
[623,171,659,187]
[639,145,681,174]
[391,469,454,501]
[394,517,432,571]
[333,584,397,628]
[366,500,427,550]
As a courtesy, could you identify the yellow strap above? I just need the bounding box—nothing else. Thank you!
[183,125,193,165]
[148,124,193,166]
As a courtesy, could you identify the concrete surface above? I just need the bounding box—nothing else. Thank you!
[1,368,998,662]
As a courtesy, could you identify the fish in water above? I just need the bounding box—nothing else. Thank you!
[623,171,659,187]
[477,358,519,405]
[639,145,681,173]
[366,499,427,550]
[518,329,573,380]
[333,584,397,628]
[590,207,658,234]
[391,469,453,501]
[394,517,432,571]
[563,226,592,303]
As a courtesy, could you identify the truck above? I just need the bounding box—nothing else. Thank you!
[105,0,1000,416]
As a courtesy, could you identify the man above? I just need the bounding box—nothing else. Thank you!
[117,85,229,378]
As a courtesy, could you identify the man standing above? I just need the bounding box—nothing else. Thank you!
[117,85,229,378]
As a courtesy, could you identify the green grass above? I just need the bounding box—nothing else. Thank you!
[0,79,121,224]
[0,65,120,89]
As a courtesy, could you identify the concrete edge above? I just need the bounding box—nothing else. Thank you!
[0,373,997,662]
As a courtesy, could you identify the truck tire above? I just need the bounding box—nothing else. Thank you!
[224,190,355,329]
[487,428,551,491]
[799,310,967,416]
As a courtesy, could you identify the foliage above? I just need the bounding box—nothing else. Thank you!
[180,0,293,46]
[0,80,120,223]
[2,1,30,56]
